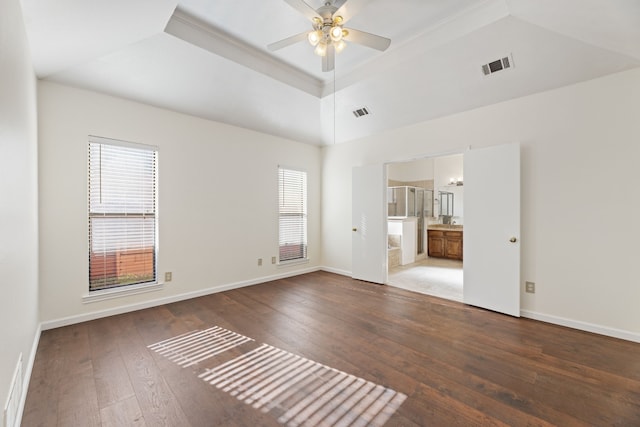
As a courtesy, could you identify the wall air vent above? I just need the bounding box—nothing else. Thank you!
[481,54,514,76]
[352,107,370,118]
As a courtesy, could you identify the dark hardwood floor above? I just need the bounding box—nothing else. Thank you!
[22,271,640,426]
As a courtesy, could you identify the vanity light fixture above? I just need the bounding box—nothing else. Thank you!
[449,178,464,186]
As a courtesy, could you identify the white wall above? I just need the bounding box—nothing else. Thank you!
[0,0,40,419]
[322,68,640,340]
[387,157,434,182]
[434,154,463,189]
[38,81,321,324]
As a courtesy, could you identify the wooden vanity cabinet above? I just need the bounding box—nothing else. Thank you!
[428,230,463,260]
[444,231,463,260]
[427,231,445,257]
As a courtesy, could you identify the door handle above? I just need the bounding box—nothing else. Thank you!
[509,237,517,243]
[352,228,357,232]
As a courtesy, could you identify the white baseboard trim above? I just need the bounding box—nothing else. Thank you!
[15,323,41,427]
[320,266,352,277]
[521,310,640,343]
[41,266,321,331]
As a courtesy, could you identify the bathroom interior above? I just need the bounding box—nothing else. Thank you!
[386,154,464,302]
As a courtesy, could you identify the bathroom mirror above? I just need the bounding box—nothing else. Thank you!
[439,191,454,216]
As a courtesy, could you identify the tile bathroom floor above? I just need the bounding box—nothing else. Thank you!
[387,256,463,302]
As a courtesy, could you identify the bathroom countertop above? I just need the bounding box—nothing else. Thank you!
[427,225,464,231]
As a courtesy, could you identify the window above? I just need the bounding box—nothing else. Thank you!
[278,167,307,263]
[88,136,157,291]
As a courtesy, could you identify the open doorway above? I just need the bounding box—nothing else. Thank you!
[386,154,464,302]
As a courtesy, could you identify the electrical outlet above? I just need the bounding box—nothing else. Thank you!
[525,281,535,293]
[272,256,276,264]
[165,272,172,282]
[258,258,262,266]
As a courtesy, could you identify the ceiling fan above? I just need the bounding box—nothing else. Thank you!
[268,0,391,72]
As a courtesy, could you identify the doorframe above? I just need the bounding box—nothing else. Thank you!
[383,148,466,285]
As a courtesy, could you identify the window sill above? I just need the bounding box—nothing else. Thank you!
[82,281,164,304]
[277,258,309,268]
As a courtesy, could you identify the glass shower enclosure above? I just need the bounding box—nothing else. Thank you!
[387,186,433,255]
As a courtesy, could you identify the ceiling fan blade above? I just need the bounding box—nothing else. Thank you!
[283,0,321,22]
[332,0,348,9]
[343,28,391,51]
[322,44,335,72]
[268,31,309,51]
[334,0,369,23]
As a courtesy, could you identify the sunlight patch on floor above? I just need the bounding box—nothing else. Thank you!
[200,343,407,427]
[147,326,254,367]
[150,327,407,426]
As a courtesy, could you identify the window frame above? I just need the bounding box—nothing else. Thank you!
[86,135,159,296]
[277,166,308,265]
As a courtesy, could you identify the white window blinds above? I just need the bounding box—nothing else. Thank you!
[278,167,307,263]
[88,137,157,291]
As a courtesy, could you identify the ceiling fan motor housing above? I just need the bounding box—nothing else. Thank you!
[317,4,338,22]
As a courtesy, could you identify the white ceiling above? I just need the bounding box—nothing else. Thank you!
[20,0,640,145]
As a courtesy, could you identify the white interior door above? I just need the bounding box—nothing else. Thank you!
[463,142,521,316]
[352,164,387,284]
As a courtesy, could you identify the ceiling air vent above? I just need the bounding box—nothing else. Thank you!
[481,54,514,76]
[353,107,370,118]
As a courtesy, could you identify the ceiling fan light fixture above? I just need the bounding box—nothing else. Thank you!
[330,25,343,42]
[314,41,328,56]
[334,39,346,53]
[308,30,321,46]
